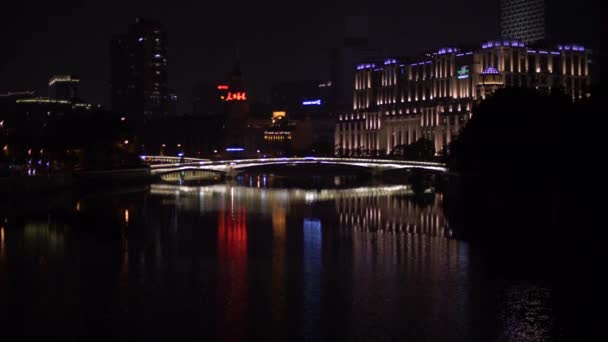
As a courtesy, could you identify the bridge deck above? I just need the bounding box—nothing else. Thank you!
[146,156,447,175]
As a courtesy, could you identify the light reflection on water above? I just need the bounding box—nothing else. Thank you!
[0,176,558,340]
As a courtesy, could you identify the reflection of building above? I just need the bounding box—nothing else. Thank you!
[302,218,321,340]
[336,41,592,156]
[111,18,169,119]
[336,192,449,237]
[49,75,79,100]
[217,208,248,341]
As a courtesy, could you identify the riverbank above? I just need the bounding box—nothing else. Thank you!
[0,167,155,193]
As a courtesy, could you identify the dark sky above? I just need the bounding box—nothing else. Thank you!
[0,0,599,113]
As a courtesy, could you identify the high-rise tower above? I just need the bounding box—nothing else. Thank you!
[111,18,169,119]
[499,0,547,44]
[224,62,250,151]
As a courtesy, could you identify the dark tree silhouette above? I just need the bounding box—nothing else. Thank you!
[444,87,592,242]
[393,138,435,161]
[448,87,585,195]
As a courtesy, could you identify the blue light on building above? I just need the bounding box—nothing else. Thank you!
[302,99,322,106]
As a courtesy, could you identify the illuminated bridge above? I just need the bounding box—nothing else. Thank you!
[142,156,448,176]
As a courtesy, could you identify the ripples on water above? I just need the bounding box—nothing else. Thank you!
[0,174,558,340]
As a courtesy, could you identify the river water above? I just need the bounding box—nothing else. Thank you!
[0,173,560,341]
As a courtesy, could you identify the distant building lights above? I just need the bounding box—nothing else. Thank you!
[357,63,376,70]
[437,48,456,55]
[49,75,79,86]
[225,92,247,101]
[302,99,322,106]
[16,98,70,104]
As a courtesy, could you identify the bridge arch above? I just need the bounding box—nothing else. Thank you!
[146,157,447,176]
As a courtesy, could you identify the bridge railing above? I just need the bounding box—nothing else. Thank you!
[147,156,447,174]
[140,155,210,164]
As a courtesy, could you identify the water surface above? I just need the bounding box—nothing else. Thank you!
[0,174,558,340]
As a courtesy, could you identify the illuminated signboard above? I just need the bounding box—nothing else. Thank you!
[457,66,469,79]
[217,85,229,90]
[226,147,244,152]
[272,111,286,119]
[302,99,322,106]
[226,92,247,101]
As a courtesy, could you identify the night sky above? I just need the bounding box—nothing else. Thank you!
[0,0,599,113]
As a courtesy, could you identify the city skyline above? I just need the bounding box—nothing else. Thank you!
[1,1,598,113]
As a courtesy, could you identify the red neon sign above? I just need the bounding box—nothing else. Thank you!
[226,92,247,101]
[217,85,229,90]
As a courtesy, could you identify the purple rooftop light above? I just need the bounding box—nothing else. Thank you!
[482,66,500,75]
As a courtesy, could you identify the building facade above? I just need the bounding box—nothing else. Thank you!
[224,62,250,152]
[500,0,547,44]
[49,75,80,101]
[335,40,591,157]
[111,18,169,119]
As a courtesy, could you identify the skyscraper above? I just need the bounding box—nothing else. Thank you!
[330,16,383,112]
[499,0,546,43]
[111,18,169,119]
[224,62,250,150]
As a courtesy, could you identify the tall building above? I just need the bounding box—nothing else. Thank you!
[224,62,250,151]
[335,40,592,157]
[499,0,547,44]
[111,18,169,119]
[49,75,79,100]
[330,16,383,112]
